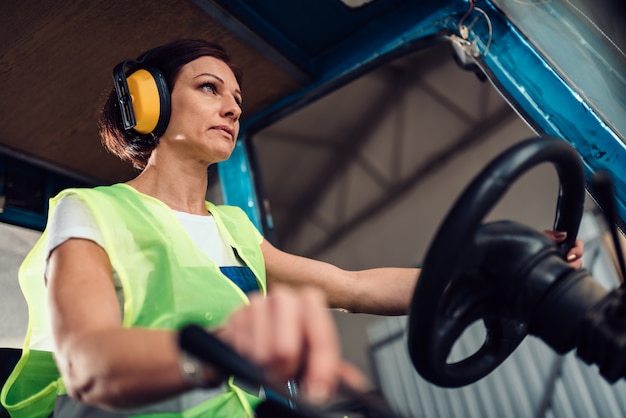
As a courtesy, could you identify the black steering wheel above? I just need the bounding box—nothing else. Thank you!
[407,136,586,387]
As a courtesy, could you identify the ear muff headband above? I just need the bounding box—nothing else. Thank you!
[112,61,171,136]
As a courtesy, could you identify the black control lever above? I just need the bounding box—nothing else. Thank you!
[178,324,405,418]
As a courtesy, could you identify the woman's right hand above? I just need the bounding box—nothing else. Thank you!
[217,285,368,405]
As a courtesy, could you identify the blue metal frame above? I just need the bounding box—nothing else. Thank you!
[468,1,626,229]
[217,132,264,230]
[209,0,462,76]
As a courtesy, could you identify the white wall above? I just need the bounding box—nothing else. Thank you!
[0,222,40,348]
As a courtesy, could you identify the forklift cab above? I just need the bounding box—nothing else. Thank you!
[1,1,625,417]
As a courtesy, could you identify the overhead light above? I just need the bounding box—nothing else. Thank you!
[339,0,377,8]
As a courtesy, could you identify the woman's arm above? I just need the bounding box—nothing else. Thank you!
[261,233,584,316]
[47,238,204,409]
[261,239,419,316]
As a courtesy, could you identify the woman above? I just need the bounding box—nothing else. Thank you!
[1,39,584,418]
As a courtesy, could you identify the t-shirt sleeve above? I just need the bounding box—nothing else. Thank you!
[45,193,106,260]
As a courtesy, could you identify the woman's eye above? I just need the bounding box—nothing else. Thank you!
[200,83,217,94]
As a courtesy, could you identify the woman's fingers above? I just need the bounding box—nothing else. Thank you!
[298,287,341,404]
[566,238,584,269]
[219,285,362,404]
[543,229,567,242]
[543,230,584,268]
[264,287,305,382]
[337,361,371,394]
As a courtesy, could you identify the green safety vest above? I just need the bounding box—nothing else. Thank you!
[1,184,267,418]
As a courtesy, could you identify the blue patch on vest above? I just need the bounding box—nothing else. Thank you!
[219,266,260,294]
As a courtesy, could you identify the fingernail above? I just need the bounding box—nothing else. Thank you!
[567,253,577,261]
[554,231,567,239]
[305,382,330,405]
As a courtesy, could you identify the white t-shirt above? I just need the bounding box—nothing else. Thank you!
[46,194,242,265]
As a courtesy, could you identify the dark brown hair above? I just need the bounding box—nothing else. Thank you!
[99,39,242,170]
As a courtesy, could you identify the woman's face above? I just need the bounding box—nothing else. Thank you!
[160,56,242,165]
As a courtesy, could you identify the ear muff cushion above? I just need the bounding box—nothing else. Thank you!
[126,67,171,135]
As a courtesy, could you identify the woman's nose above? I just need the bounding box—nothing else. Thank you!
[222,96,242,121]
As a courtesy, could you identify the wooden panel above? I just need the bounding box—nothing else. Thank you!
[0,0,302,183]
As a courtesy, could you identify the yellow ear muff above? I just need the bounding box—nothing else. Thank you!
[127,69,162,134]
[112,61,171,136]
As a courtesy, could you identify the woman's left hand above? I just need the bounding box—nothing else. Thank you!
[543,230,584,269]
